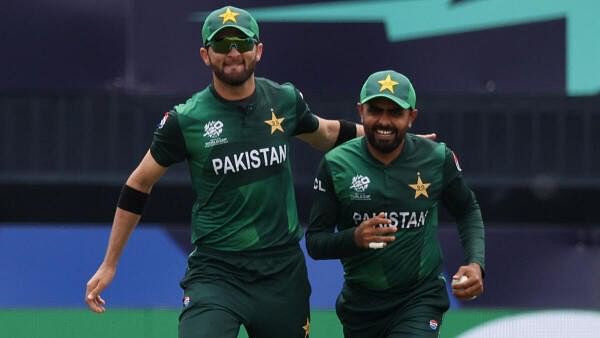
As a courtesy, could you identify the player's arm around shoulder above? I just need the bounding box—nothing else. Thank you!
[85,151,167,313]
[296,116,364,152]
[295,112,435,152]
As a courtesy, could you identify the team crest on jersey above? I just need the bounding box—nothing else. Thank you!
[203,120,228,148]
[264,108,285,134]
[409,172,431,199]
[429,319,439,330]
[183,296,191,307]
[157,112,169,129]
[349,175,371,200]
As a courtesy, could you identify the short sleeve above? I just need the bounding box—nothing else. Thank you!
[149,111,187,166]
[292,88,319,135]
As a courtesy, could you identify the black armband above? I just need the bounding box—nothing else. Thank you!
[117,184,149,215]
[334,120,357,147]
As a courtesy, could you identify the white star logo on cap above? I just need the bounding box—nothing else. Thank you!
[378,74,399,93]
[219,7,240,24]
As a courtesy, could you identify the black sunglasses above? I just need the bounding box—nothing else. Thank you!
[207,37,257,54]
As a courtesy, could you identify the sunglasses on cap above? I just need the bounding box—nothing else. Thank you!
[207,37,257,54]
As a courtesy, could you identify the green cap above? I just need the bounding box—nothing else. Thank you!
[359,70,416,109]
[201,6,260,45]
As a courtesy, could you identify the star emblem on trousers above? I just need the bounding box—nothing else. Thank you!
[302,317,310,338]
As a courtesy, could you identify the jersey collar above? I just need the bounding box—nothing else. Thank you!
[209,84,257,110]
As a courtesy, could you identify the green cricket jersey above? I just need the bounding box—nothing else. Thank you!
[307,135,485,291]
[150,78,318,251]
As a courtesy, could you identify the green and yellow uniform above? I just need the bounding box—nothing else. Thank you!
[151,78,317,338]
[307,135,485,338]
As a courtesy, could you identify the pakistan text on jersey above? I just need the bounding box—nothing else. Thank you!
[212,145,287,175]
[353,210,429,229]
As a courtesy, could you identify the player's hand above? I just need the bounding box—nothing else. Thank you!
[416,133,437,141]
[451,263,483,300]
[353,212,397,249]
[85,264,116,313]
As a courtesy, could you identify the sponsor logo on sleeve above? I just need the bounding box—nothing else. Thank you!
[157,112,169,129]
[313,178,326,192]
[452,151,462,172]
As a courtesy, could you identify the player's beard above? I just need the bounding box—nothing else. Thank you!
[365,125,404,154]
[210,58,256,86]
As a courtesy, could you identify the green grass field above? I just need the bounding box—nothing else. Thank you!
[0,308,519,338]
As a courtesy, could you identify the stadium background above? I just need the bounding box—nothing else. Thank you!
[1,0,599,337]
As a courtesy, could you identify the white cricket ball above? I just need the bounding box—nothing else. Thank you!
[452,275,468,286]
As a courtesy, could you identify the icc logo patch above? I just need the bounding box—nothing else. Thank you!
[350,175,370,192]
[203,120,228,148]
[183,296,191,307]
[203,120,224,138]
[429,319,439,331]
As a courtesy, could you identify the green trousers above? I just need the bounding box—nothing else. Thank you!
[179,244,311,338]
[336,273,449,338]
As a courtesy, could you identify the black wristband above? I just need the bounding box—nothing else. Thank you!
[334,120,357,147]
[117,184,149,215]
